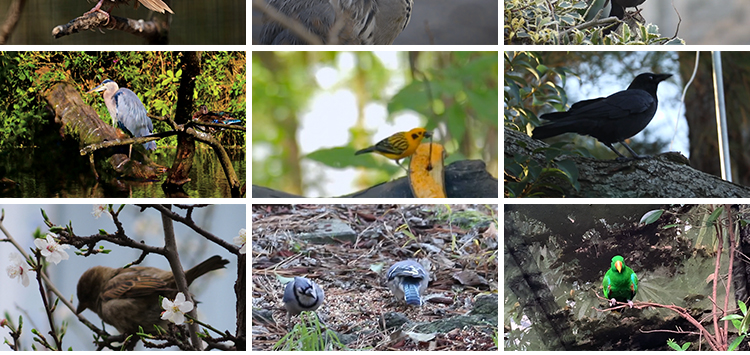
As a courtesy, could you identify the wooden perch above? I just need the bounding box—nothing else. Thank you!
[252,160,498,198]
[52,11,168,43]
[505,127,750,197]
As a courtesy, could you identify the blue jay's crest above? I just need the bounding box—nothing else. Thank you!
[386,260,429,307]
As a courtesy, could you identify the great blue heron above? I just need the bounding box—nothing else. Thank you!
[87,79,157,155]
[84,0,174,23]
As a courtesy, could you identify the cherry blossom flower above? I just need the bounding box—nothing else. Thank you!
[161,292,194,325]
[34,234,70,264]
[233,228,246,254]
[6,252,30,287]
[92,204,111,219]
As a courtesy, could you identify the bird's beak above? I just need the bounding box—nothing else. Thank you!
[424,131,432,138]
[654,73,673,83]
[615,260,623,273]
[86,85,105,94]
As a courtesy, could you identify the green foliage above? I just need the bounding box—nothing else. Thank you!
[721,300,749,350]
[504,145,580,197]
[0,52,245,150]
[504,52,582,197]
[666,338,691,351]
[273,311,345,351]
[504,0,683,45]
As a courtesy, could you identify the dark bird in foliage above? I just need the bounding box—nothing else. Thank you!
[532,73,672,159]
[259,0,412,45]
[603,0,646,35]
[609,0,646,19]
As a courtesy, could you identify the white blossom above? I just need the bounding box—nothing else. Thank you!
[6,252,30,287]
[233,228,246,254]
[34,234,70,264]
[161,292,194,325]
[92,204,111,219]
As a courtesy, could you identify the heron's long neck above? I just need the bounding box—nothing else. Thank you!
[103,90,118,126]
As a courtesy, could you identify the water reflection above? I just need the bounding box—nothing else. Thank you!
[0,146,245,198]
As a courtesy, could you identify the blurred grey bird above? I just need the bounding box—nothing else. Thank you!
[282,276,324,320]
[386,260,429,306]
[259,0,413,45]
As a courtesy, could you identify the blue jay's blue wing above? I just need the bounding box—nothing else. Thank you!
[386,260,429,306]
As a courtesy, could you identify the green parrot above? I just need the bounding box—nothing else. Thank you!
[602,255,638,308]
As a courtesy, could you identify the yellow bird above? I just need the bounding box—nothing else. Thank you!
[355,128,432,170]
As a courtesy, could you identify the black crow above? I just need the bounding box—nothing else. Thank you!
[604,0,646,35]
[532,72,672,159]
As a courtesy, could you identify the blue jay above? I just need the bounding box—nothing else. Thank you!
[386,260,429,306]
[283,276,324,320]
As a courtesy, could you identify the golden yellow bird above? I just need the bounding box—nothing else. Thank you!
[355,128,432,170]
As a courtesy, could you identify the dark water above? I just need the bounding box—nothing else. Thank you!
[0,146,245,198]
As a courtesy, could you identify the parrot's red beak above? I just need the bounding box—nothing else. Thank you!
[615,260,623,273]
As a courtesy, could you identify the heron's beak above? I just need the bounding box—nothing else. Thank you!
[86,85,105,93]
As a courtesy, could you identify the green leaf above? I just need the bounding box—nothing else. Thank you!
[639,210,664,225]
[706,206,724,227]
[729,335,745,351]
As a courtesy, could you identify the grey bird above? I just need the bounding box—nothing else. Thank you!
[386,260,429,306]
[283,276,325,320]
[259,0,413,45]
[88,79,156,155]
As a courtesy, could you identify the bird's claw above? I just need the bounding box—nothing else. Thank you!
[627,300,634,308]
[609,298,617,307]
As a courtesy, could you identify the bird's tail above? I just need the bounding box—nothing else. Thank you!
[402,282,423,306]
[355,147,375,155]
[531,123,577,140]
[185,255,229,285]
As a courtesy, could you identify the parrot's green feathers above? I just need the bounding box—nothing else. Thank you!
[602,255,638,304]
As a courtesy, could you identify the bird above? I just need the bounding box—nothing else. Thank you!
[609,0,646,20]
[84,0,174,22]
[385,260,429,306]
[602,255,638,308]
[259,0,413,45]
[87,79,157,156]
[282,276,325,321]
[355,128,432,171]
[532,73,672,159]
[603,0,646,35]
[75,255,229,334]
[192,105,242,133]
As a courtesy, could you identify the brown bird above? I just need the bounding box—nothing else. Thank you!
[76,255,229,334]
[84,0,174,22]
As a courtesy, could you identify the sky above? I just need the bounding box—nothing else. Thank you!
[0,204,245,351]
